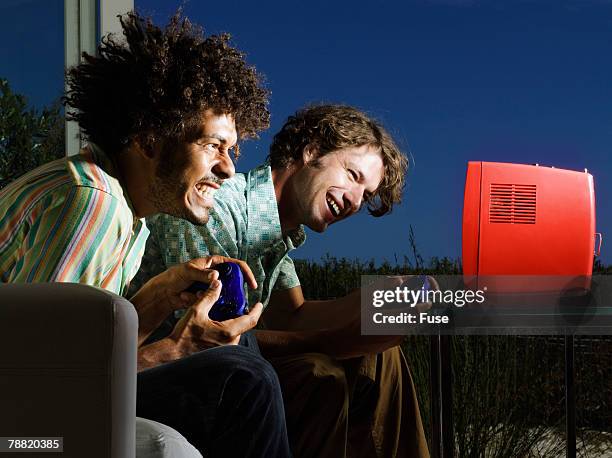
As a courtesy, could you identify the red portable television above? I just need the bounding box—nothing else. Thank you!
[462,162,602,292]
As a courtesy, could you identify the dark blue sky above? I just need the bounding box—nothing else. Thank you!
[2,0,611,265]
[0,0,64,107]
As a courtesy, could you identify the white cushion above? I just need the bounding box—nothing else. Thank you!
[136,417,202,458]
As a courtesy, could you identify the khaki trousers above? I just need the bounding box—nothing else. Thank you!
[268,347,429,458]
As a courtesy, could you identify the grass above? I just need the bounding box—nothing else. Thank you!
[295,254,612,456]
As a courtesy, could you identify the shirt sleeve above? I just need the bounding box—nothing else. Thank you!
[8,185,131,293]
[272,254,301,291]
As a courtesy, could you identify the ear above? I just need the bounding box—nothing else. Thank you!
[131,135,157,160]
[302,143,318,165]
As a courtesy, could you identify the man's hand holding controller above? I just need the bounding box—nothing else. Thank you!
[311,275,439,359]
[170,259,262,353]
[134,255,263,352]
[366,274,437,312]
[398,274,438,313]
[170,279,263,353]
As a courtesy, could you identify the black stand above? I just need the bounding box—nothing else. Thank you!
[429,334,454,457]
[565,334,576,458]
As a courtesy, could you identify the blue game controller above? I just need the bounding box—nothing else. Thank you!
[185,262,249,321]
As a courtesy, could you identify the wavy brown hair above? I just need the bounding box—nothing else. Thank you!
[268,104,408,217]
[64,11,269,156]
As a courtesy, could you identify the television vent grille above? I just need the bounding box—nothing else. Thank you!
[489,183,536,224]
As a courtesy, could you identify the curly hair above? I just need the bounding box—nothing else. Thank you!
[64,11,269,156]
[268,104,408,217]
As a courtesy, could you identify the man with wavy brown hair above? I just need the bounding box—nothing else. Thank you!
[268,104,406,220]
[137,104,429,457]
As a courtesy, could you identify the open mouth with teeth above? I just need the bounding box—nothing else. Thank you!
[194,182,219,205]
[196,184,212,196]
[326,194,341,218]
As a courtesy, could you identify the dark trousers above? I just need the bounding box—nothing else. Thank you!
[137,332,292,458]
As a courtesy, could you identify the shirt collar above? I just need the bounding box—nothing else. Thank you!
[245,163,306,254]
[287,225,306,249]
[86,142,118,178]
[87,143,144,227]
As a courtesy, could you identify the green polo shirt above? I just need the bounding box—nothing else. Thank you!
[132,163,305,308]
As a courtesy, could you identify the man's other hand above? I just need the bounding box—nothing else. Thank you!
[325,275,440,358]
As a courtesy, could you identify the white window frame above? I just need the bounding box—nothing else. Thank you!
[64,0,133,156]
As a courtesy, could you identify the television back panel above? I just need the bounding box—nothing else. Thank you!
[462,161,596,277]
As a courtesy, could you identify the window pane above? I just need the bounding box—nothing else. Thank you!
[0,0,64,108]
[0,0,65,186]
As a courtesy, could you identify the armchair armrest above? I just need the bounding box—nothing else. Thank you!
[0,283,138,458]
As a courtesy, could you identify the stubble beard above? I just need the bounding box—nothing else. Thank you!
[147,149,210,226]
[302,159,327,232]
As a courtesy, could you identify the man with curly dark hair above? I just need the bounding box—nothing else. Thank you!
[0,11,292,458]
[136,104,429,458]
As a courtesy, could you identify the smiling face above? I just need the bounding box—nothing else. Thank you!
[284,144,384,232]
[148,110,238,225]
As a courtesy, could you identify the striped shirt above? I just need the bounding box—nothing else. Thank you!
[0,145,149,296]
